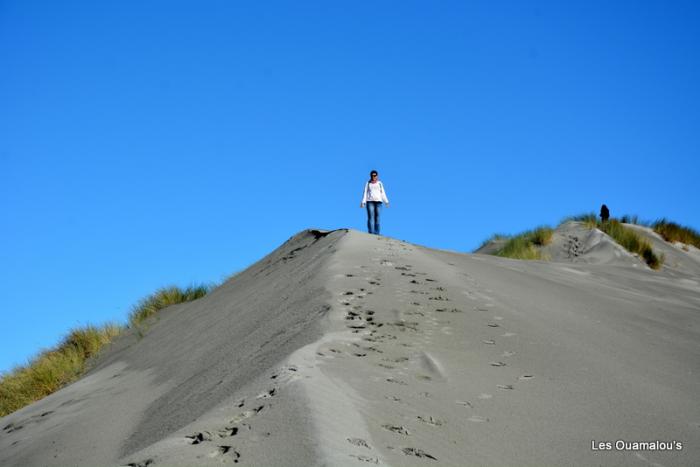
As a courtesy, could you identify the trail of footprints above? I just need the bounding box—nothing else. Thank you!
[126,237,533,466]
[123,366,300,466]
[335,237,535,463]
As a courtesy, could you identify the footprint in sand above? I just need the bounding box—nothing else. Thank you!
[417,415,444,426]
[501,351,516,357]
[487,323,500,328]
[382,424,410,436]
[270,366,298,380]
[386,378,408,386]
[455,400,474,409]
[502,332,517,337]
[230,405,265,424]
[217,426,239,437]
[186,431,214,444]
[428,296,449,301]
[489,361,506,367]
[347,438,372,449]
[209,445,240,462]
[496,384,515,390]
[256,388,276,399]
[124,459,154,467]
[518,374,534,381]
[478,393,493,400]
[482,339,496,345]
[401,447,437,461]
[349,454,379,464]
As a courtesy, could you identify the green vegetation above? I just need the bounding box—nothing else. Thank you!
[0,284,212,417]
[128,284,211,327]
[652,219,700,249]
[476,233,507,251]
[562,213,597,229]
[495,226,554,260]
[0,324,120,417]
[563,213,667,269]
[596,220,664,270]
[619,214,645,225]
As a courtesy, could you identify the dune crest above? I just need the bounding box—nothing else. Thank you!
[2,228,699,466]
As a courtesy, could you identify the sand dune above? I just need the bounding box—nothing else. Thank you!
[2,228,699,466]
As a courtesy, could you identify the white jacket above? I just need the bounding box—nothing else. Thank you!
[361,181,389,204]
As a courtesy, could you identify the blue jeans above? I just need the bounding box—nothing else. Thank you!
[366,201,382,235]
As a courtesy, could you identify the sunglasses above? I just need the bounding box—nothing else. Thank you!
[371,174,378,177]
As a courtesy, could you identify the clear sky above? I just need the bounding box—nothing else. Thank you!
[2,0,699,374]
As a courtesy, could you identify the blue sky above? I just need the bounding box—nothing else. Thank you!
[2,0,699,374]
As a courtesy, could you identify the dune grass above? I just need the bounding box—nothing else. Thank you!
[596,220,664,270]
[495,226,554,260]
[0,324,121,417]
[652,219,700,249]
[128,284,211,328]
[0,284,212,418]
[476,233,507,251]
[562,213,598,229]
[564,213,665,269]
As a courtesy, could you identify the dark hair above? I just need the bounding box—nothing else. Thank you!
[369,170,378,181]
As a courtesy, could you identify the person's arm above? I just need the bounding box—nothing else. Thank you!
[380,182,389,206]
[360,182,368,207]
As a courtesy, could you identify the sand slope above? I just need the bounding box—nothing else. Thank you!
[2,228,699,466]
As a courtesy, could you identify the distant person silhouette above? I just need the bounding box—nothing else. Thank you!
[600,204,610,223]
[360,170,389,235]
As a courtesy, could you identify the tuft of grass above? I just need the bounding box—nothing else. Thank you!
[0,324,121,417]
[495,226,554,260]
[597,220,663,270]
[652,219,700,249]
[0,284,213,418]
[128,284,211,328]
[530,226,554,246]
[476,233,508,251]
[619,214,640,225]
[560,213,597,229]
[619,214,655,227]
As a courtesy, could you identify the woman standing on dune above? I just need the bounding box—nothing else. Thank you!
[360,170,389,235]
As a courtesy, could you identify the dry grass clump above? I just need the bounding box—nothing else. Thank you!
[0,324,121,417]
[652,219,700,249]
[598,220,664,270]
[476,234,507,251]
[0,284,212,417]
[496,226,554,260]
[562,213,598,229]
[128,284,211,327]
